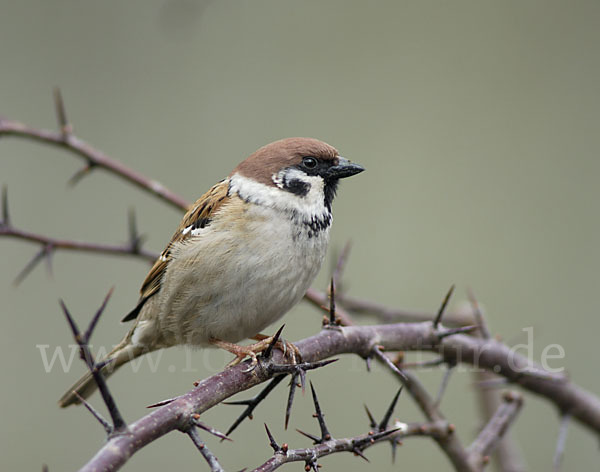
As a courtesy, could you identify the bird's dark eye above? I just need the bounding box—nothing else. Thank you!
[302,157,318,169]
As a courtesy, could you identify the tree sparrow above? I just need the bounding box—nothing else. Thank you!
[59,137,363,407]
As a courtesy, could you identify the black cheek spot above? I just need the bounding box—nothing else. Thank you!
[284,178,311,197]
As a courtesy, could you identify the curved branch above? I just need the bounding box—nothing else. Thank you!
[252,428,397,471]
[81,322,600,471]
[337,291,475,326]
[0,117,190,211]
[0,188,158,283]
[0,224,157,262]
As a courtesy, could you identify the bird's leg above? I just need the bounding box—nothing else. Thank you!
[209,330,303,370]
[252,333,302,364]
[208,337,274,368]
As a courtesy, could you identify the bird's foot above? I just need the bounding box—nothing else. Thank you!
[208,337,263,369]
[252,333,302,364]
[209,333,302,372]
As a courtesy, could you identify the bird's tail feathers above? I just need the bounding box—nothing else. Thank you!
[57,340,146,408]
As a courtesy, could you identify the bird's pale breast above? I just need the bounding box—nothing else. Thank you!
[155,197,329,346]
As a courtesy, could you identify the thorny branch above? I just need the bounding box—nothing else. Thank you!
[253,428,399,472]
[73,320,600,471]
[186,426,226,472]
[0,89,190,211]
[60,291,127,434]
[0,189,156,283]
[2,96,599,471]
[467,391,524,469]
[330,290,475,326]
[372,345,474,470]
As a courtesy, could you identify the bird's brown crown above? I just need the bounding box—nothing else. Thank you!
[232,137,339,187]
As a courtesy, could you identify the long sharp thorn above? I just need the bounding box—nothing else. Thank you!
[94,357,115,372]
[438,325,478,339]
[373,346,408,382]
[379,387,403,431]
[296,429,321,444]
[268,359,338,375]
[128,208,138,250]
[85,287,114,343]
[467,287,490,339]
[146,397,178,408]
[391,440,398,463]
[262,324,285,360]
[285,372,298,430]
[68,163,94,187]
[1,185,9,226]
[373,427,401,441]
[434,364,454,407]
[59,299,81,342]
[352,447,369,462]
[264,423,279,452]
[127,208,145,253]
[310,382,331,441]
[553,413,571,471]
[300,358,338,371]
[192,416,231,441]
[226,414,250,437]
[60,299,126,431]
[53,87,71,135]
[59,299,93,367]
[225,375,285,436]
[329,277,336,325]
[354,428,398,449]
[74,392,112,434]
[44,244,54,277]
[433,284,455,328]
[222,399,253,406]
[364,404,377,428]
[13,246,47,286]
[333,240,352,286]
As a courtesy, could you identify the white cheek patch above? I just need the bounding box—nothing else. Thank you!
[272,167,310,190]
[272,171,285,189]
[231,172,328,220]
[273,168,325,201]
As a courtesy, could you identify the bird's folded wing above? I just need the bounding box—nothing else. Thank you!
[122,179,231,322]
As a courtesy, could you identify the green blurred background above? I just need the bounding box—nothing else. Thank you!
[1,0,599,470]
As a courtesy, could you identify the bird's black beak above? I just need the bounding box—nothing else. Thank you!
[325,157,365,180]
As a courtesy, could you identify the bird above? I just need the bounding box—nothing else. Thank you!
[58,137,364,408]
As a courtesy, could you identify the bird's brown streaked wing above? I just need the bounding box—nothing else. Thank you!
[122,179,230,322]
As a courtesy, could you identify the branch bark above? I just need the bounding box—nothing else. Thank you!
[80,322,600,471]
[0,117,190,211]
